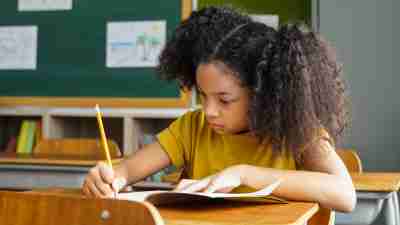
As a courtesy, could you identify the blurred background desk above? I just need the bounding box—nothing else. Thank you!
[0,163,89,189]
[0,153,123,190]
[336,173,400,225]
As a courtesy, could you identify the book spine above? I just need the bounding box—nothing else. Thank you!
[16,120,29,154]
[24,121,37,154]
[16,120,37,154]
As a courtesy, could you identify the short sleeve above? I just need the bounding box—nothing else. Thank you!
[156,110,197,169]
[300,128,336,160]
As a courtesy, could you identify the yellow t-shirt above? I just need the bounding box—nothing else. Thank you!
[157,110,297,180]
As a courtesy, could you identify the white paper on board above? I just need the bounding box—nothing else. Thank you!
[251,14,279,29]
[18,0,73,11]
[106,21,166,68]
[0,26,38,70]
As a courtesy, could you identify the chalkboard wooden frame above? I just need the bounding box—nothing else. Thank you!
[0,0,192,108]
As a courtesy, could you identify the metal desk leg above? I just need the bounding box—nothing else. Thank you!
[383,192,397,225]
[394,192,400,224]
[335,191,391,225]
[389,192,400,225]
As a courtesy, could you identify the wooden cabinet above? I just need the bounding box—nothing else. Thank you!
[0,106,188,189]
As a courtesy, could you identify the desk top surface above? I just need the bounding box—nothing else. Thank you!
[351,172,400,192]
[157,201,318,225]
[0,152,122,166]
[25,188,318,225]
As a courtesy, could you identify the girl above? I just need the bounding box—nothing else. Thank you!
[83,6,356,212]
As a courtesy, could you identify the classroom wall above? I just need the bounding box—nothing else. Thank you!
[319,0,400,171]
[198,0,311,25]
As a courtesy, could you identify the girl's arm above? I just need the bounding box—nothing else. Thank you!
[178,139,356,212]
[82,142,171,198]
[239,139,356,212]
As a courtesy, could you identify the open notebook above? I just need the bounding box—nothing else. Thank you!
[117,179,286,205]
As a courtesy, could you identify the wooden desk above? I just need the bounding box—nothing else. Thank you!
[0,153,122,189]
[352,173,400,192]
[0,188,319,225]
[0,152,122,166]
[336,172,400,225]
[158,201,318,225]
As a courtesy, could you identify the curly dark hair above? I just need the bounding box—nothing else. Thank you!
[157,6,350,161]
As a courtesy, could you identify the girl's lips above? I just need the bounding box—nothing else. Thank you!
[208,123,224,128]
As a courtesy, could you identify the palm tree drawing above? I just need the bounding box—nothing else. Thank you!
[136,33,148,61]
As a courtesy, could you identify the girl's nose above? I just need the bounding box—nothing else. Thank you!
[203,101,220,118]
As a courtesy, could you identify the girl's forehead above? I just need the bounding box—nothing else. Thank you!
[196,63,247,94]
[197,63,238,82]
[196,62,241,82]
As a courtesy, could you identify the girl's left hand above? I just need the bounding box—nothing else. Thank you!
[175,165,245,193]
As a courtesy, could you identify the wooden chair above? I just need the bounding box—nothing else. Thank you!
[308,148,362,225]
[0,190,163,225]
[33,138,122,158]
[336,148,363,173]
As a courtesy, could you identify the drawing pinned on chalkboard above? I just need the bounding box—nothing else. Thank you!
[0,26,37,70]
[106,21,166,68]
[251,14,279,29]
[18,0,73,11]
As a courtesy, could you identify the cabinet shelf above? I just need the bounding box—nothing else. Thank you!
[0,106,188,160]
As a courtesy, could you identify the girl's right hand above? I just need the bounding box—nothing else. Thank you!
[82,161,127,198]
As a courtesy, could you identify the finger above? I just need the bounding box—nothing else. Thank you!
[204,184,235,193]
[84,166,104,197]
[180,178,211,193]
[94,177,114,198]
[203,181,218,193]
[204,174,241,193]
[112,177,127,193]
[98,162,114,184]
[203,177,224,193]
[82,180,92,197]
[174,179,197,191]
[121,185,133,192]
[86,179,104,198]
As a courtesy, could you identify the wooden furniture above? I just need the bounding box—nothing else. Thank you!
[349,173,400,225]
[0,146,123,190]
[0,190,163,225]
[0,107,186,189]
[158,201,319,225]
[352,173,400,192]
[0,188,322,225]
[33,138,122,158]
[336,148,363,173]
[0,107,186,156]
[336,148,400,225]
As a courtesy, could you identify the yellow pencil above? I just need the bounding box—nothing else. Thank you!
[95,104,113,169]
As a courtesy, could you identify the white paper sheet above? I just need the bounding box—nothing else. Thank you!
[117,179,282,202]
[251,14,279,29]
[18,0,73,11]
[0,26,37,70]
[106,21,166,68]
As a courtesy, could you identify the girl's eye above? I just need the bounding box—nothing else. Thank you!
[219,99,232,105]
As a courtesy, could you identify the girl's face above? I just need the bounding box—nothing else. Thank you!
[196,62,250,134]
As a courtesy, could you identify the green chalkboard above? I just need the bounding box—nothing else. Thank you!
[199,0,312,25]
[0,0,192,107]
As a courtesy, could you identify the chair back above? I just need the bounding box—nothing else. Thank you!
[309,148,362,225]
[0,190,162,225]
[308,207,335,225]
[336,148,363,173]
[33,138,122,158]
